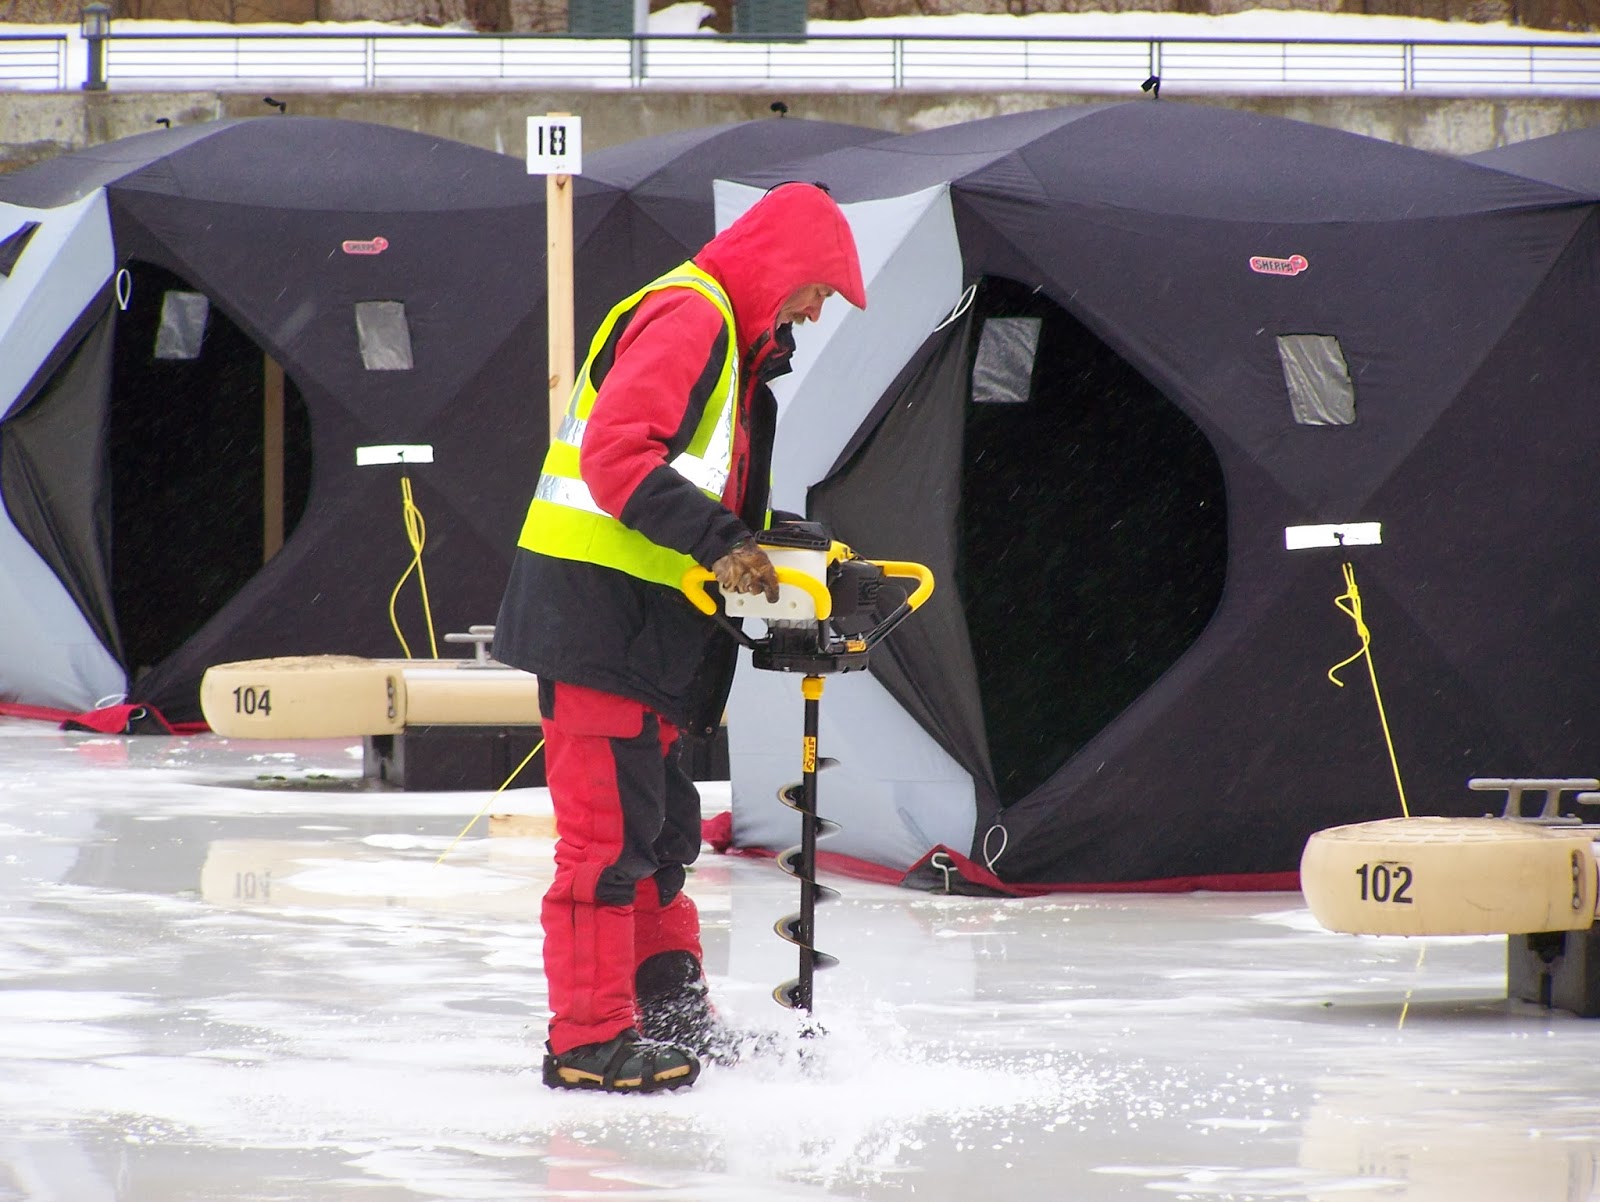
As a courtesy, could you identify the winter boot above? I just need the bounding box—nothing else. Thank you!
[635,950,777,1067]
[541,1027,700,1093]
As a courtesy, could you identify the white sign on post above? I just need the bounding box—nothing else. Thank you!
[527,116,583,176]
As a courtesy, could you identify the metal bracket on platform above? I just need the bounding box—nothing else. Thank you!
[442,625,498,666]
[1468,777,1600,823]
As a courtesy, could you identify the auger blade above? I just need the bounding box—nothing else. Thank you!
[772,954,841,1011]
[773,980,804,1009]
[775,803,842,837]
[773,852,841,896]
[774,916,843,953]
[770,680,843,1015]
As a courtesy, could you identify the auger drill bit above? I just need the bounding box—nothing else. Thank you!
[772,674,840,1015]
[678,540,934,1022]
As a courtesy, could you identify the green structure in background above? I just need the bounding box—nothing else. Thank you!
[734,0,806,38]
[568,0,639,36]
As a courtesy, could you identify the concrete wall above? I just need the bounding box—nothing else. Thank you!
[6,86,1600,173]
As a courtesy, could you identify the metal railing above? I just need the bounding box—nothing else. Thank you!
[6,28,1600,93]
[0,34,69,89]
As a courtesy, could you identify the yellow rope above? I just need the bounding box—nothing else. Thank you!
[433,738,546,866]
[1328,561,1409,817]
[371,464,536,866]
[1398,942,1426,1029]
[387,475,438,659]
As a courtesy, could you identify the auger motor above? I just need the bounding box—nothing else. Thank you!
[682,521,933,1015]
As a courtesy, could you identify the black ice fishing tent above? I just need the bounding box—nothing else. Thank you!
[0,114,873,721]
[718,102,1600,889]
[582,117,889,262]
[10,104,1600,892]
[1468,124,1600,195]
[0,117,571,719]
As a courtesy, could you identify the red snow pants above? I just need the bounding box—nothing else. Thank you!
[538,679,706,1055]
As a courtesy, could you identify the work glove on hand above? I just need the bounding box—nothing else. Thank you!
[713,537,780,603]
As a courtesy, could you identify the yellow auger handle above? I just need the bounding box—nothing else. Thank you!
[680,565,835,620]
[868,561,935,610]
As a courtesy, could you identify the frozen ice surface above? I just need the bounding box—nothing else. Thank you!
[2,716,1599,1200]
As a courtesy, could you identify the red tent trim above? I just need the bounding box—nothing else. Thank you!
[0,700,206,736]
[702,813,1300,895]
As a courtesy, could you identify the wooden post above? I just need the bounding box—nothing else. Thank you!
[263,353,285,561]
[546,114,575,446]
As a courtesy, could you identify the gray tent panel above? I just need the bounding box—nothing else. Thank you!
[0,191,124,710]
[0,510,123,711]
[714,181,975,868]
[0,193,114,421]
[729,666,976,868]
[809,305,995,809]
[3,302,120,660]
[714,181,963,512]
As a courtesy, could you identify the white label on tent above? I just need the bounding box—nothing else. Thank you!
[356,444,434,466]
[527,117,582,176]
[1284,522,1382,550]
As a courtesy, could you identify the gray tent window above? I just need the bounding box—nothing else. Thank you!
[1278,333,1355,425]
[971,316,1041,405]
[153,291,210,361]
[355,301,414,371]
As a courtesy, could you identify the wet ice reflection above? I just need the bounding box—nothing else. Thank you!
[3,721,1600,1199]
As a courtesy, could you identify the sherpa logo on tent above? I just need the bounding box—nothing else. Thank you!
[1249,254,1308,276]
[342,236,389,255]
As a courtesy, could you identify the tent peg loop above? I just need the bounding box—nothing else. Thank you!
[981,824,1009,872]
[929,850,956,893]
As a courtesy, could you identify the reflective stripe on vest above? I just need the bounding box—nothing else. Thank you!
[517,263,739,589]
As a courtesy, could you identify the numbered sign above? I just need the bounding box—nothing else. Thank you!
[1353,859,1414,905]
[527,116,583,176]
[1301,815,1598,937]
[231,684,273,718]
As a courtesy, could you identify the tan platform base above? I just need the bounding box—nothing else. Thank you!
[1301,816,1598,937]
[489,813,556,839]
[200,655,541,740]
[199,836,550,916]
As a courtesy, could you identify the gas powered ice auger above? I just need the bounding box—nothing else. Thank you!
[682,522,934,1015]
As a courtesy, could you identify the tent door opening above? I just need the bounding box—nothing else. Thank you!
[959,277,1228,807]
[111,261,313,683]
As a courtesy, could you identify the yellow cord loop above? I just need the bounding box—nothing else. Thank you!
[434,738,546,866]
[388,475,438,659]
[1328,561,1409,817]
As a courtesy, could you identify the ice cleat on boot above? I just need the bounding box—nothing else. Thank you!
[541,1027,700,1093]
[635,950,779,1067]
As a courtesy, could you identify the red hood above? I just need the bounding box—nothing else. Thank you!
[693,183,866,356]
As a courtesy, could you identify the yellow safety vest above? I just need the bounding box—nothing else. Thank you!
[517,262,740,589]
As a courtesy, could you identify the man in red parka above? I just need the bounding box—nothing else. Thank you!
[494,183,866,1093]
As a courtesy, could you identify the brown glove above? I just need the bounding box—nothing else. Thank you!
[712,537,780,602]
